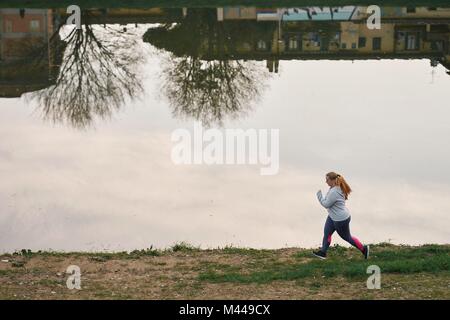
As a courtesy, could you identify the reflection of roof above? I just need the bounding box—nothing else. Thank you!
[283,6,356,21]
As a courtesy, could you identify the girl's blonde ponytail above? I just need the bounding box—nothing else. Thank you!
[327,172,352,200]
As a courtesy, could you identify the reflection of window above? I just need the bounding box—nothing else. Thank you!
[396,32,405,41]
[407,35,416,50]
[288,37,299,51]
[306,32,320,47]
[406,7,416,13]
[289,39,297,50]
[358,37,366,48]
[329,32,340,48]
[431,41,444,51]
[341,43,347,49]
[257,40,269,51]
[406,33,420,50]
[5,20,13,32]
[352,43,357,49]
[372,37,382,50]
[30,20,40,32]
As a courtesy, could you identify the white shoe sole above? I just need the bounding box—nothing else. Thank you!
[312,253,327,260]
[365,245,370,259]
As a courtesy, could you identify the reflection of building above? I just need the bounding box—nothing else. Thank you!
[0,8,54,59]
[0,8,60,97]
[217,7,358,22]
[211,7,450,73]
[353,6,450,21]
[143,6,450,74]
[0,7,183,98]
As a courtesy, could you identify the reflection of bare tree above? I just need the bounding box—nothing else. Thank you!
[161,56,268,126]
[30,15,145,129]
[145,9,270,126]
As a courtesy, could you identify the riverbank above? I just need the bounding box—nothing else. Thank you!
[0,243,448,299]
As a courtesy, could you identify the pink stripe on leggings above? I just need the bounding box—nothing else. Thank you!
[352,237,364,252]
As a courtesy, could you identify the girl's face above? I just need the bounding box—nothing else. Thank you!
[326,176,335,187]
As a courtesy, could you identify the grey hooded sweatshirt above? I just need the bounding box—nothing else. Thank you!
[317,185,350,221]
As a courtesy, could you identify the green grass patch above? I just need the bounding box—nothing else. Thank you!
[170,242,201,253]
[37,279,63,286]
[221,246,275,258]
[9,246,163,261]
[203,262,243,273]
[199,244,450,284]
[0,269,20,276]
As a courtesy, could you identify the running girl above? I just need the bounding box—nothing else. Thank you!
[313,172,369,260]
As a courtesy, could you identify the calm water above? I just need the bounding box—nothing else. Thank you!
[1,6,450,252]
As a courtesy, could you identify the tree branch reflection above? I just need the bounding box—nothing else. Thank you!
[145,9,271,126]
[160,57,268,126]
[30,13,145,129]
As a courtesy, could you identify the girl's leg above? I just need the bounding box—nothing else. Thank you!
[321,216,335,253]
[335,217,364,253]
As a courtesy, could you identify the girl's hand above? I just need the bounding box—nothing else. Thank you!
[317,190,322,198]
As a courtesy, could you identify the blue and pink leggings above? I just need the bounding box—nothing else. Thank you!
[321,216,364,253]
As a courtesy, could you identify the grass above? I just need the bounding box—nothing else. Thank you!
[199,244,449,284]
[1,0,450,9]
[8,245,163,260]
[169,241,201,252]
[0,243,448,299]
[221,246,276,258]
